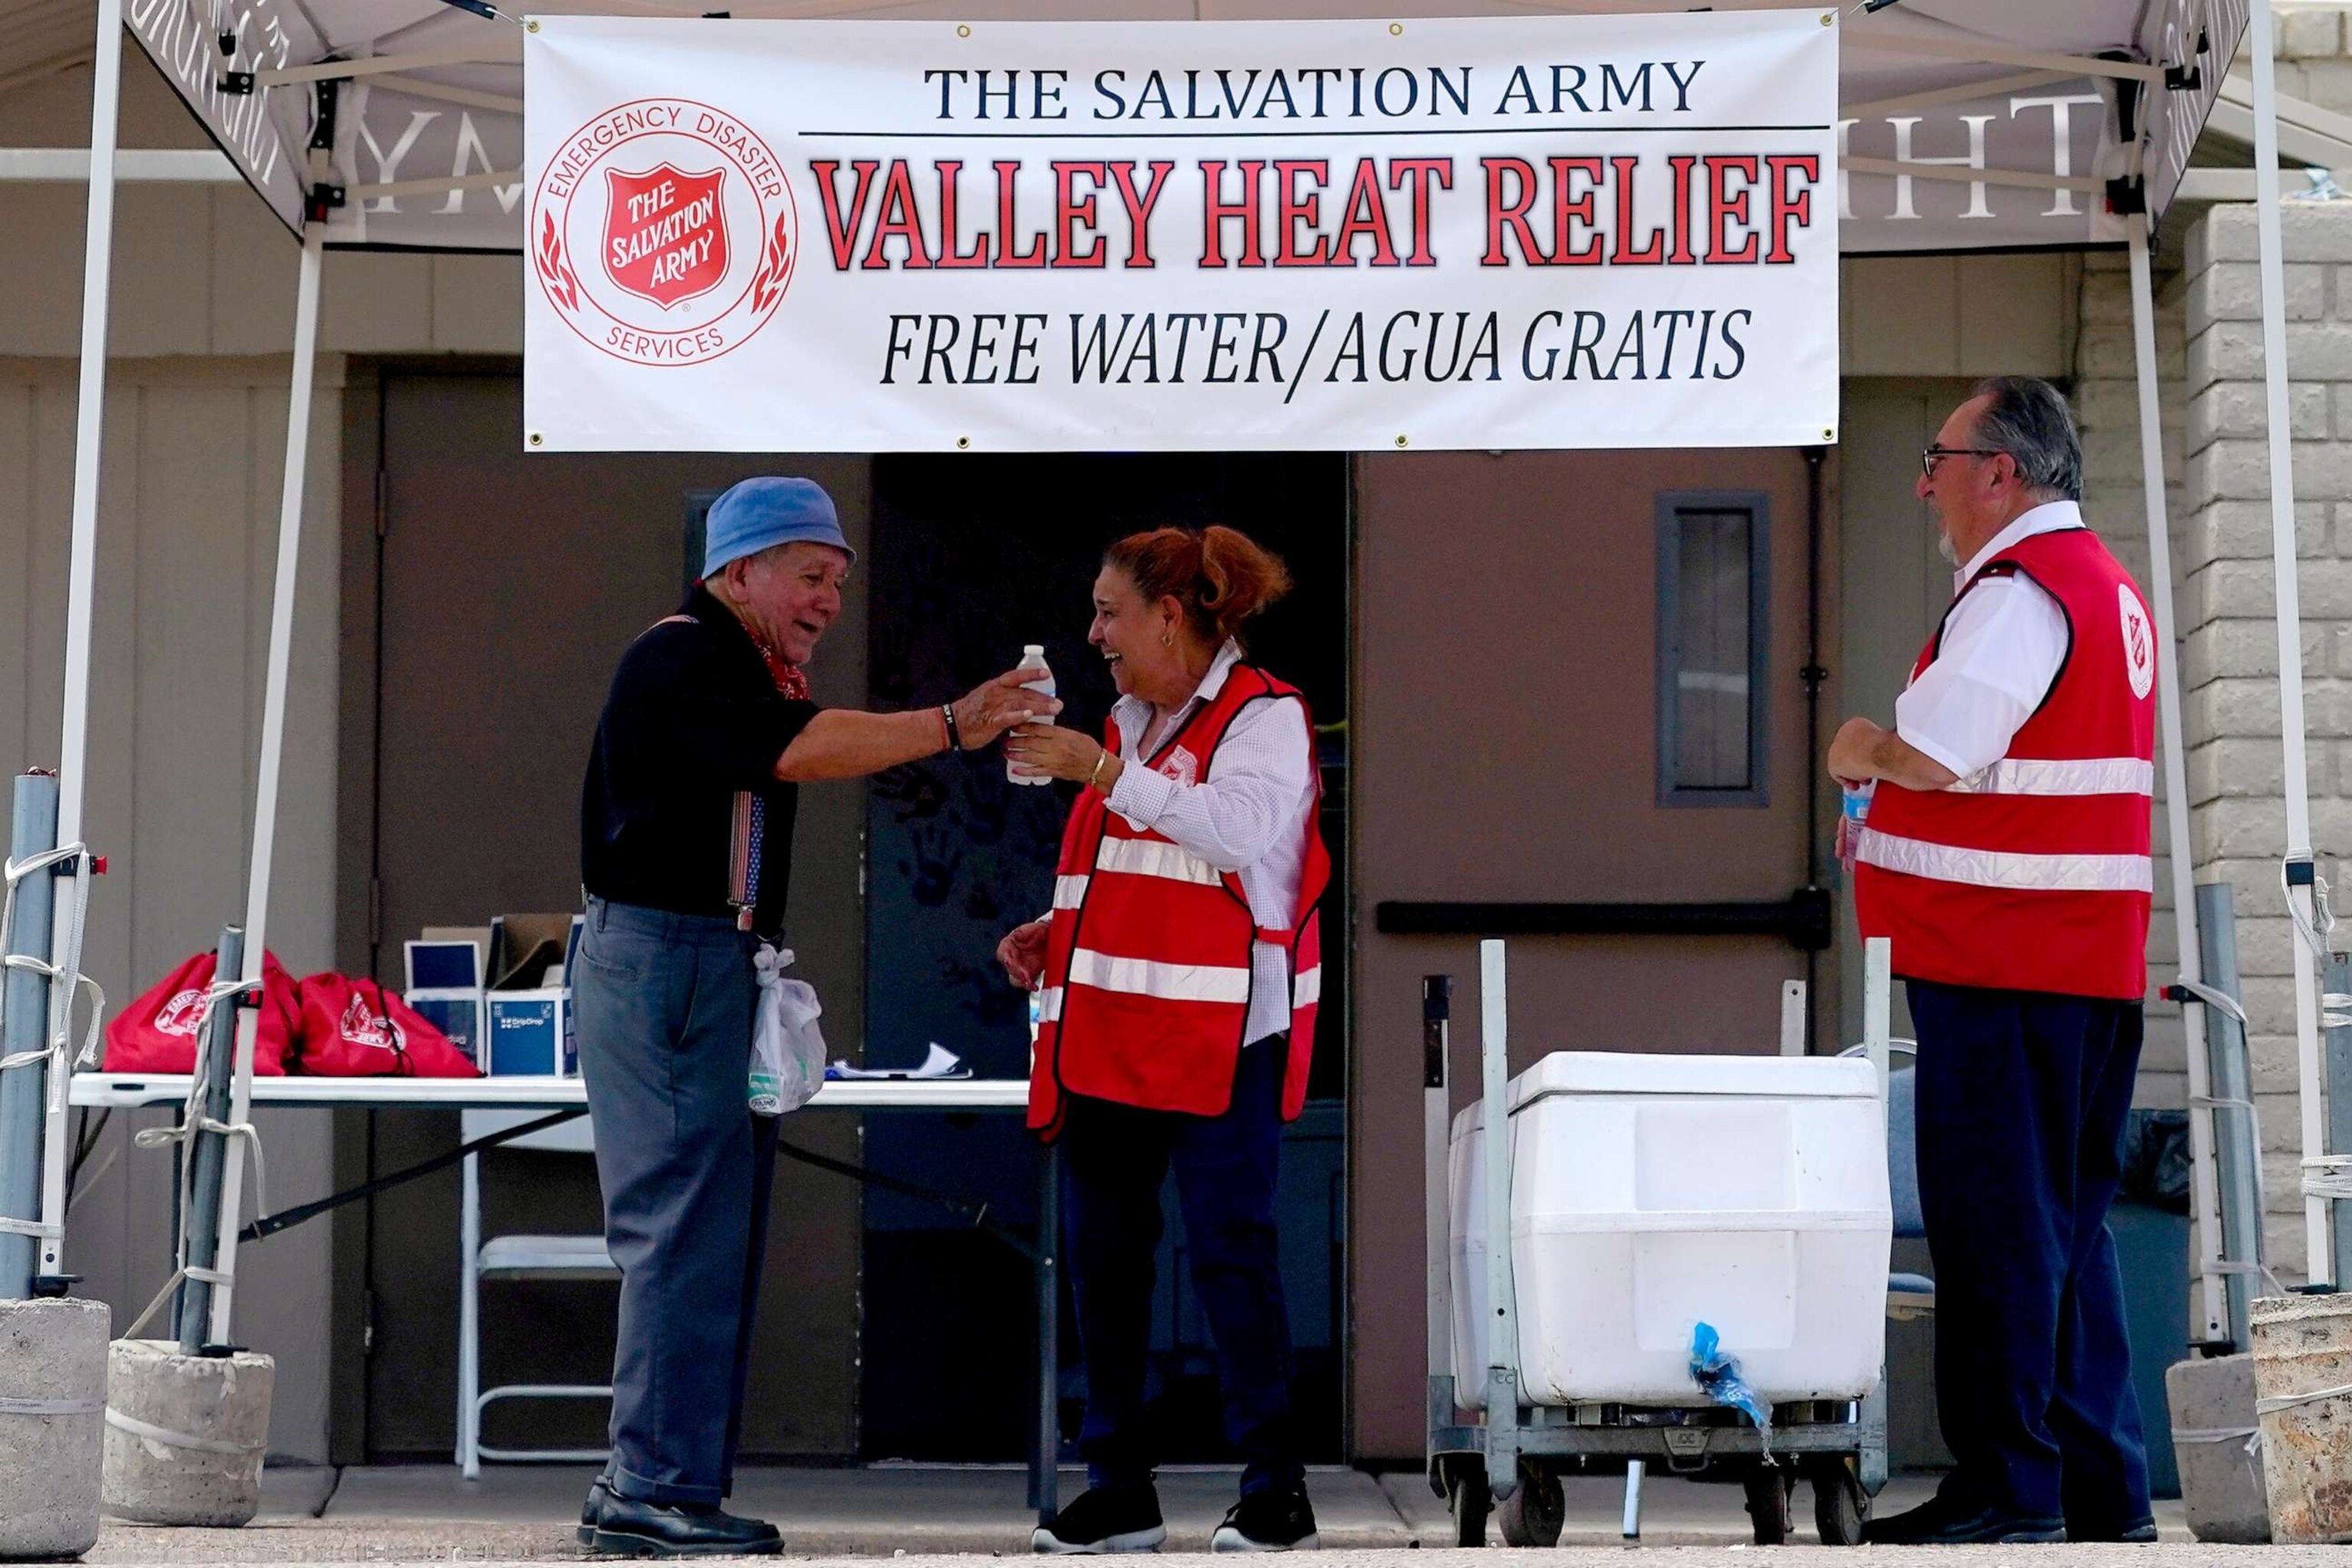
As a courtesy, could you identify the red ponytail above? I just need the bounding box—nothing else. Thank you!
[1103,525,1292,645]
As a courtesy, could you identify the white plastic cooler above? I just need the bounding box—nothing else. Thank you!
[1451,1051,1890,1410]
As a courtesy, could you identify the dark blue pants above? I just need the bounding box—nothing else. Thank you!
[1060,1037,1301,1498]
[1908,979,2151,1532]
[574,897,780,1507]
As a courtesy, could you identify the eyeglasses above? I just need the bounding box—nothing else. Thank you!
[1921,445,2001,478]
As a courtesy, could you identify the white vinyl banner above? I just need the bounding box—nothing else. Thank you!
[522,12,1838,453]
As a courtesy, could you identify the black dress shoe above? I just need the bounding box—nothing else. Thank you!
[590,1491,782,1558]
[581,1480,614,1547]
[1864,1496,2065,1545]
[2070,1517,2158,1544]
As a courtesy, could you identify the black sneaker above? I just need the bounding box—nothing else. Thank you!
[1864,1495,2064,1546]
[1032,1485,1168,1554]
[1211,1489,1319,1553]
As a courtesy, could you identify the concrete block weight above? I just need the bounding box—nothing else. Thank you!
[0,1297,107,1560]
[2253,1292,2352,1544]
[2166,1352,2272,1544]
[101,1339,273,1528]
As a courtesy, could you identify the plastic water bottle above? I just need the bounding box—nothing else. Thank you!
[1835,779,1876,869]
[1008,645,1055,786]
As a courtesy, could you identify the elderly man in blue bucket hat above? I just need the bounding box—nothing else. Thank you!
[574,476,1056,1557]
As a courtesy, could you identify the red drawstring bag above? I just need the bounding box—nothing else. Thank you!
[292,973,481,1078]
[103,950,299,1076]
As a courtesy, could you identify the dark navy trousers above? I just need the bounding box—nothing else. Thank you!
[1060,1037,1302,1498]
[573,897,780,1507]
[1908,978,2151,1533]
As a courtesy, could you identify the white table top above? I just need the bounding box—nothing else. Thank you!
[67,1072,1031,1112]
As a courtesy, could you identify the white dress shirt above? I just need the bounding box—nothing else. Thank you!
[1097,640,1318,1046]
[1895,501,2081,779]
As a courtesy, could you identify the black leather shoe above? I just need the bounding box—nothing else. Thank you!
[580,1480,615,1547]
[589,1492,782,1558]
[2071,1518,2159,1544]
[1865,1497,2065,1545]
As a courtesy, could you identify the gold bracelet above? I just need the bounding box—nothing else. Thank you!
[1089,750,1113,792]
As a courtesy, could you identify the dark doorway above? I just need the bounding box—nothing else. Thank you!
[859,452,1351,1463]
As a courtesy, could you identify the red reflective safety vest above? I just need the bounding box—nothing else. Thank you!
[1027,664,1330,1138]
[1854,527,2157,1001]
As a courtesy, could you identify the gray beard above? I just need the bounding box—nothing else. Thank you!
[1936,529,1960,567]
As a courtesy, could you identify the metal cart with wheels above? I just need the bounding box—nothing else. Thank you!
[1420,941,1891,1547]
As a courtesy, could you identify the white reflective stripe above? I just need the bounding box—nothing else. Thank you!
[1037,986,1063,1023]
[1292,965,1322,1009]
[1052,875,1089,910]
[1854,828,2152,893]
[1945,756,2154,796]
[1095,837,1223,887]
[1068,948,1253,1005]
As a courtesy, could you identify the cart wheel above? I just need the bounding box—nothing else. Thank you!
[1445,1462,1491,1547]
[1743,1465,1794,1546]
[1495,1462,1563,1549]
[1811,1462,1869,1546]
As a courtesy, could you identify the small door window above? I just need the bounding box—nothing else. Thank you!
[1657,492,1769,806]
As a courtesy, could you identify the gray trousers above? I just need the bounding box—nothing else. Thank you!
[574,897,779,1506]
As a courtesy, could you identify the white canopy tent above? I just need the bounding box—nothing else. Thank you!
[8,0,2328,1359]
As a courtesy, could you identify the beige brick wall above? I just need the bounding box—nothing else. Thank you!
[2180,199,2352,1283]
[2271,5,2352,115]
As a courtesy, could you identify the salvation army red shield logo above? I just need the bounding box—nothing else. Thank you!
[603,164,730,309]
[2119,584,2155,700]
[155,988,208,1037]
[341,993,402,1054]
[531,100,797,368]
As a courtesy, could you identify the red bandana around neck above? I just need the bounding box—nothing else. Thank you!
[696,581,812,702]
[760,648,812,702]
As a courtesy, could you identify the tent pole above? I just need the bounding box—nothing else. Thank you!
[55,0,120,860]
[2249,0,2335,1287]
[28,0,127,1289]
[205,222,325,1344]
[2128,212,2228,1342]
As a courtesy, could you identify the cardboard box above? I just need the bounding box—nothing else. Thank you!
[563,914,583,1074]
[486,993,561,1075]
[484,913,582,1077]
[404,939,485,1067]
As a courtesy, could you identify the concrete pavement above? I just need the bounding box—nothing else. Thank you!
[75,1464,2215,1562]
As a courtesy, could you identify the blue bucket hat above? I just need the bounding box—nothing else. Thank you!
[702,476,855,579]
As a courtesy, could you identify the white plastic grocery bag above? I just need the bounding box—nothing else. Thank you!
[750,944,826,1115]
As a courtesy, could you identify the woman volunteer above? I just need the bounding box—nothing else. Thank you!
[997,526,1330,1556]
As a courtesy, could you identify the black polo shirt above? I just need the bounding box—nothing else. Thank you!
[580,586,820,939]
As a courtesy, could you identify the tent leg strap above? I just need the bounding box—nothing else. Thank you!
[237,1109,583,1243]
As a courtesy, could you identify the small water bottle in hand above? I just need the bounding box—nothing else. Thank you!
[1835,779,1876,870]
[1008,645,1055,786]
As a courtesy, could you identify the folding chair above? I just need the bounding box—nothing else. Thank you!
[455,1108,617,1478]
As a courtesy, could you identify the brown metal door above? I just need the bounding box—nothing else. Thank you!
[1349,446,1824,1461]
[352,368,867,1459]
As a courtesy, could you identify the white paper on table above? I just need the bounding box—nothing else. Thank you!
[826,1043,972,1080]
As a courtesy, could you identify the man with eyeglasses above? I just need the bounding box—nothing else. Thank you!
[1828,377,2158,1547]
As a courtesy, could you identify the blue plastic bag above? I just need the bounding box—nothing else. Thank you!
[1689,1321,1773,1457]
